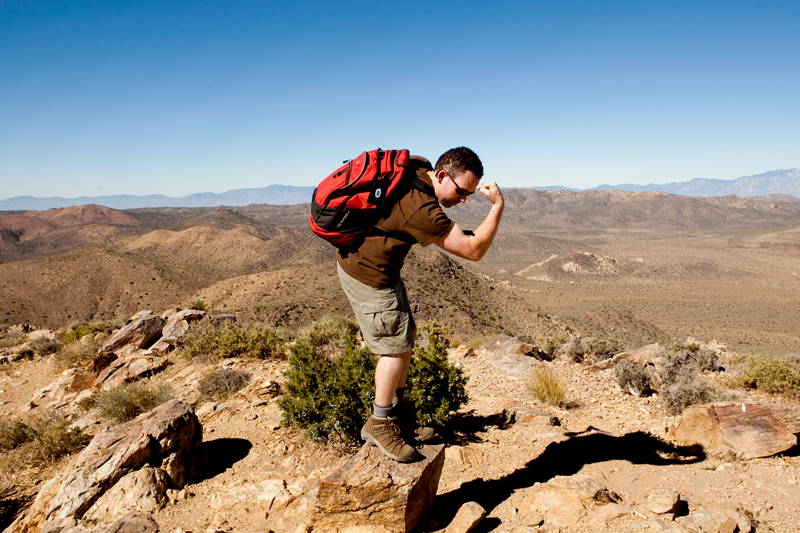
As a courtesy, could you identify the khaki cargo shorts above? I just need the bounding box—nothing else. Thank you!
[337,263,416,355]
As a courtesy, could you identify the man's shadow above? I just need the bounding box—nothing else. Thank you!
[426,425,705,532]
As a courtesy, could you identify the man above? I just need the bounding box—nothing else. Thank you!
[337,146,504,462]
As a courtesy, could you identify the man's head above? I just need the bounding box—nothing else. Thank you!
[432,147,483,208]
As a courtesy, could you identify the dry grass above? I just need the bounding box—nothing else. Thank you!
[0,411,88,469]
[526,364,566,407]
[737,355,800,395]
[198,369,251,403]
[80,381,173,424]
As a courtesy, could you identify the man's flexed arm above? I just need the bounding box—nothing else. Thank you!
[434,182,504,261]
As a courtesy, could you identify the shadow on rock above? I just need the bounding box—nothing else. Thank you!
[428,430,705,531]
[195,438,252,481]
[0,486,35,532]
[441,410,515,446]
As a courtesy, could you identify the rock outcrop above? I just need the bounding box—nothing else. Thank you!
[312,443,446,533]
[8,400,202,533]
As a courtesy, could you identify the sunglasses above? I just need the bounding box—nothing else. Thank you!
[446,172,475,197]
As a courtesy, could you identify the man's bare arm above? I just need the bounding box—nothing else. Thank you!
[434,182,504,261]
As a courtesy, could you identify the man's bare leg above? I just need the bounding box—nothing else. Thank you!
[374,351,412,407]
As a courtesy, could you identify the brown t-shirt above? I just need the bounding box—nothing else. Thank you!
[337,156,454,289]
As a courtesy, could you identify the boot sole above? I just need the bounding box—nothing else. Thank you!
[361,429,416,463]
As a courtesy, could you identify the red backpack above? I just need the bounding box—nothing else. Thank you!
[309,149,434,248]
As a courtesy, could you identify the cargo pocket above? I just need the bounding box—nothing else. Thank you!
[362,298,404,338]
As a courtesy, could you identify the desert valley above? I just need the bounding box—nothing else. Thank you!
[1,189,799,533]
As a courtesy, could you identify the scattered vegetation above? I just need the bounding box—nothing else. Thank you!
[522,331,570,360]
[79,381,173,424]
[198,369,251,403]
[614,343,723,413]
[190,298,207,311]
[0,412,88,467]
[586,337,626,361]
[407,321,469,427]
[526,364,566,406]
[279,318,468,444]
[179,319,287,361]
[737,355,800,395]
[615,360,657,396]
[564,335,586,363]
[0,338,25,350]
[61,322,117,344]
[30,337,60,356]
[294,314,358,350]
[52,331,108,368]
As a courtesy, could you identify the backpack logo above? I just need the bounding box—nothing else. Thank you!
[375,189,382,198]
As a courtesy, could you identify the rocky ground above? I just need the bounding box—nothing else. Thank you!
[1,321,799,533]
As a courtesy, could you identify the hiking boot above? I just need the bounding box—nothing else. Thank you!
[393,402,436,442]
[361,416,416,462]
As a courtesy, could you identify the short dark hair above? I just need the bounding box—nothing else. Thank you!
[434,147,484,179]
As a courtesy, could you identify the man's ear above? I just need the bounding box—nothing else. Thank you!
[435,169,448,183]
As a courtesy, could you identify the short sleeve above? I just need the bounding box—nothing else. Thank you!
[403,199,454,247]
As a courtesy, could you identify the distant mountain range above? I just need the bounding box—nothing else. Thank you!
[0,185,317,211]
[589,168,800,197]
[1,169,797,211]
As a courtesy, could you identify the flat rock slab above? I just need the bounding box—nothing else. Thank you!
[313,443,445,533]
[100,315,166,356]
[478,334,539,377]
[674,402,798,459]
[95,354,169,390]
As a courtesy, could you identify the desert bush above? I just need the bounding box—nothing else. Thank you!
[565,335,586,363]
[31,337,60,356]
[615,360,656,396]
[530,331,570,360]
[657,344,722,414]
[465,332,495,351]
[191,298,206,310]
[587,337,625,361]
[0,338,25,349]
[279,319,468,444]
[180,320,287,361]
[737,356,800,395]
[407,321,469,427]
[661,372,719,414]
[0,420,34,453]
[61,322,116,344]
[80,381,173,424]
[295,313,358,349]
[198,369,251,403]
[52,332,108,368]
[526,364,566,406]
[0,412,87,466]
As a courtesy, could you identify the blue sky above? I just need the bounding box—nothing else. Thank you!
[1,0,798,200]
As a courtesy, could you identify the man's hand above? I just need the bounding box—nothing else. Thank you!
[478,182,504,206]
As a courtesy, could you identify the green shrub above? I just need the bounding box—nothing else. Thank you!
[407,321,469,427]
[198,369,251,403]
[615,360,656,396]
[738,356,800,395]
[80,381,173,424]
[279,319,468,444]
[295,314,358,349]
[179,320,287,361]
[191,298,207,311]
[61,322,116,344]
[526,364,566,406]
[0,412,87,466]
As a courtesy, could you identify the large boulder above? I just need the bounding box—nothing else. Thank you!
[673,402,800,459]
[94,354,169,390]
[8,400,201,533]
[312,443,446,533]
[99,314,166,357]
[478,335,539,376]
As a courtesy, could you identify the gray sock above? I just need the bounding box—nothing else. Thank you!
[373,402,392,419]
[392,387,406,407]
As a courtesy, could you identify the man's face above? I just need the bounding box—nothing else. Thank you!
[438,170,480,208]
